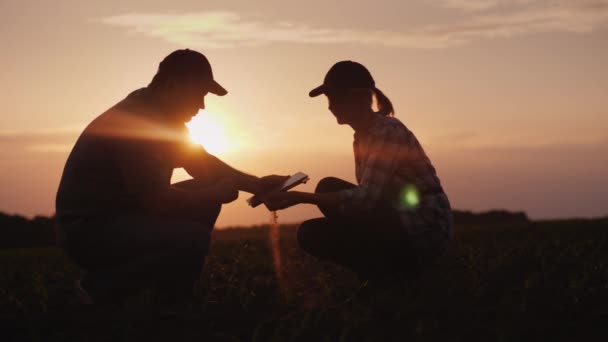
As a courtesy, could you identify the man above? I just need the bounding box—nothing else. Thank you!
[56,49,285,304]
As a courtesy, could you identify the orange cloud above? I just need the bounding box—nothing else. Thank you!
[101,1,608,49]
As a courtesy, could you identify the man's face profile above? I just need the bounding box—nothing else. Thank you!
[165,76,209,122]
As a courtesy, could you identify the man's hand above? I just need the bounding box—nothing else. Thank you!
[263,191,303,211]
[257,175,290,195]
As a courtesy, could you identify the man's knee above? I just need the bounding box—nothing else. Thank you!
[177,202,222,228]
[196,202,222,228]
[205,203,221,223]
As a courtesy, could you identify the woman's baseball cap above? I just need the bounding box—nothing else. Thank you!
[309,61,375,97]
[158,49,228,96]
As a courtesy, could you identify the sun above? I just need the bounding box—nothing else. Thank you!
[186,110,230,155]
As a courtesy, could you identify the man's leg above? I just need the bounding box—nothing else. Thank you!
[71,214,213,303]
[65,178,224,304]
[172,178,223,227]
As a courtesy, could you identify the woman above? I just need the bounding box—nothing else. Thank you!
[263,61,453,280]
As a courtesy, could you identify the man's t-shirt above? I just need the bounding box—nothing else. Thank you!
[55,88,206,221]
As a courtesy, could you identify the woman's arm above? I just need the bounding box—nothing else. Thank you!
[262,190,341,211]
[340,125,404,212]
[263,125,407,212]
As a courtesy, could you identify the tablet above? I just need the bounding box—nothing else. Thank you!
[247,172,309,207]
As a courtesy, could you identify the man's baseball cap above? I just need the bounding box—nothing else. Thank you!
[158,49,228,96]
[309,61,375,97]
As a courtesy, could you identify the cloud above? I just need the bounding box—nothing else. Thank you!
[434,0,536,12]
[25,144,74,153]
[0,125,84,138]
[101,1,608,49]
[436,0,501,11]
[0,126,81,156]
[429,138,608,219]
[427,130,480,146]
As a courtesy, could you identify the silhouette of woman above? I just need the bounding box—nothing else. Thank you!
[263,61,453,281]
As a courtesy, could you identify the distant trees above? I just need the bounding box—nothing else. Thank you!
[0,209,530,248]
[0,213,57,248]
[452,210,529,225]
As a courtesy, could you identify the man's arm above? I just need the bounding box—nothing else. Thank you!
[141,178,238,216]
[180,144,286,195]
[177,142,258,192]
[115,138,240,216]
[189,153,260,193]
[262,191,341,212]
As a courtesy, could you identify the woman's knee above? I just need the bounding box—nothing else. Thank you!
[315,177,354,193]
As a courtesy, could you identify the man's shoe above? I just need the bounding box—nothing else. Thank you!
[74,278,95,305]
[75,275,134,307]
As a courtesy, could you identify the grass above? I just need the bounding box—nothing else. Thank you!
[1,218,608,341]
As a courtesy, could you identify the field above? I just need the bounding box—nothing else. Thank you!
[2,218,608,341]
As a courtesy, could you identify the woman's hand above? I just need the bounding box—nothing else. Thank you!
[262,191,305,211]
[257,175,290,194]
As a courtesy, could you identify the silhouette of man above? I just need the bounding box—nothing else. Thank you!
[55,49,285,304]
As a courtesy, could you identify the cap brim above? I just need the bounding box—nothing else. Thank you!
[308,85,325,97]
[208,80,228,96]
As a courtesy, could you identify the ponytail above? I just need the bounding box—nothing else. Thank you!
[373,87,394,117]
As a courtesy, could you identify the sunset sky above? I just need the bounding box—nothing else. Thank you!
[1,0,607,227]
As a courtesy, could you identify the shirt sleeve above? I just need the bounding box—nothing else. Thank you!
[114,138,173,196]
[338,124,405,213]
[172,129,226,181]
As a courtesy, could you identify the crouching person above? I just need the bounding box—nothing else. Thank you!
[56,49,286,305]
[263,61,453,283]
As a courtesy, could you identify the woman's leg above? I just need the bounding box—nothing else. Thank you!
[298,177,420,280]
[298,217,413,280]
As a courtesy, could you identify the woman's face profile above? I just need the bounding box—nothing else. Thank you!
[327,91,356,125]
[326,90,372,125]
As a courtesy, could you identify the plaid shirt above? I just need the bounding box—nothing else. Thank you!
[338,115,453,255]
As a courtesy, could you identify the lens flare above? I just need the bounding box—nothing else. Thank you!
[399,184,420,211]
[186,110,229,155]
